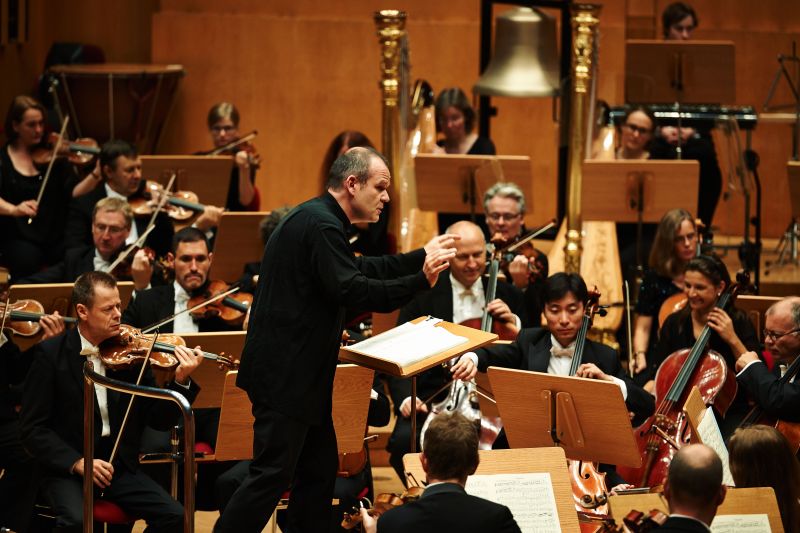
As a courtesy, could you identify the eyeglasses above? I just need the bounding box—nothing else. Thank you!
[763,328,800,341]
[487,212,521,222]
[211,125,236,133]
[93,223,127,235]
[622,123,652,136]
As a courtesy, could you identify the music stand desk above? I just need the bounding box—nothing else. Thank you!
[140,155,231,210]
[209,211,269,283]
[177,331,246,409]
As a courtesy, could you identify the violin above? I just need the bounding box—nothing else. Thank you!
[341,486,423,529]
[494,220,557,287]
[188,280,253,327]
[128,180,206,221]
[30,132,101,168]
[204,130,261,169]
[0,299,77,337]
[107,245,173,286]
[617,272,751,488]
[99,324,238,371]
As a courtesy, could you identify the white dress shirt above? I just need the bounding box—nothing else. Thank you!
[173,281,199,334]
[548,334,628,400]
[78,329,111,437]
[450,274,485,325]
[93,249,111,272]
[105,183,138,245]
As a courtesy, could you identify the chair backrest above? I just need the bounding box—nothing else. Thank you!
[737,295,782,343]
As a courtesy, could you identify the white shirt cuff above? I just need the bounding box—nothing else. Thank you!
[609,375,628,401]
[370,388,379,401]
[173,379,191,390]
[464,351,479,367]
[736,359,764,377]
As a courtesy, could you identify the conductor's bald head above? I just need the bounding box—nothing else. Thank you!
[665,444,726,523]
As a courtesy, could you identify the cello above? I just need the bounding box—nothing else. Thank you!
[617,272,748,488]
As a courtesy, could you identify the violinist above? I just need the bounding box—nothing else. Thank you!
[19,271,202,531]
[648,255,758,437]
[0,95,87,279]
[386,220,526,481]
[205,102,259,211]
[735,297,800,422]
[18,197,154,290]
[64,139,174,257]
[359,412,521,533]
[483,182,549,321]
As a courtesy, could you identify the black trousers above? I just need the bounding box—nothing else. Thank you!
[40,467,183,532]
[214,399,338,533]
[386,413,425,486]
[0,419,38,531]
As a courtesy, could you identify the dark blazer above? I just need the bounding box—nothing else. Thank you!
[0,339,30,422]
[19,328,199,475]
[121,284,238,333]
[475,327,655,426]
[17,246,95,284]
[388,274,527,409]
[654,515,712,532]
[65,185,174,256]
[237,194,430,425]
[738,359,800,422]
[377,482,520,533]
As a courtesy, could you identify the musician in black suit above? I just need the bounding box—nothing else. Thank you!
[19,271,203,531]
[656,443,726,533]
[736,296,800,421]
[360,412,520,533]
[387,220,527,481]
[214,147,460,532]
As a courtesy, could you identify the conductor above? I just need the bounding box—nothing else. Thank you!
[214,147,462,532]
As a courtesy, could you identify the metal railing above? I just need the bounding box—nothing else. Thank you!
[82,361,196,532]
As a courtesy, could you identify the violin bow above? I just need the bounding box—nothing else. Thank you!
[28,116,70,225]
[143,172,176,232]
[140,286,241,334]
[501,219,557,254]
[207,130,258,156]
[104,223,157,275]
[0,291,11,337]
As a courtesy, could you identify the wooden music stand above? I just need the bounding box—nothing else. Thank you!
[413,154,532,218]
[339,317,497,452]
[209,211,269,283]
[403,448,580,532]
[7,282,134,351]
[213,364,374,461]
[625,40,736,105]
[487,367,641,467]
[682,386,735,486]
[178,331,246,409]
[140,155,232,209]
[737,295,782,343]
[609,487,784,533]
[581,160,699,223]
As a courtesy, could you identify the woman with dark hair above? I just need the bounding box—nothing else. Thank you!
[0,95,82,278]
[617,106,656,161]
[648,254,758,436]
[435,87,495,155]
[662,2,698,40]
[729,425,800,533]
[205,101,259,211]
[631,209,697,382]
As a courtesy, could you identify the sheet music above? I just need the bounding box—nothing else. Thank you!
[465,473,561,533]
[347,318,468,367]
[711,514,771,533]
[696,407,735,486]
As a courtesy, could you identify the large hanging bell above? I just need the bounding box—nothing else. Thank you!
[474,7,560,98]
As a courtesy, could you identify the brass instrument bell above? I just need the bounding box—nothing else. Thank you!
[474,7,560,98]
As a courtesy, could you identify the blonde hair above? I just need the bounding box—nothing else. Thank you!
[92,197,133,229]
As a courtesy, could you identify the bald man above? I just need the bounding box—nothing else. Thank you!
[660,444,726,532]
[386,220,527,482]
[736,297,800,422]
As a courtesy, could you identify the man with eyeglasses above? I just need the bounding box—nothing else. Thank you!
[483,182,549,322]
[19,197,154,290]
[735,297,800,421]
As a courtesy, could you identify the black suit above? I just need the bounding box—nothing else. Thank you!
[121,284,238,334]
[215,193,431,532]
[20,328,199,531]
[654,515,712,532]
[65,185,174,256]
[386,274,527,479]
[738,359,800,422]
[17,245,95,284]
[377,482,520,533]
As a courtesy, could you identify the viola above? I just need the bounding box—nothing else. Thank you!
[188,280,253,327]
[204,130,261,169]
[99,324,238,371]
[617,272,750,488]
[341,486,423,529]
[0,299,77,337]
[107,245,173,286]
[128,180,206,221]
[30,132,100,168]
[494,220,557,287]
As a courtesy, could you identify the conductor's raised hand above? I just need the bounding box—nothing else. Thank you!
[424,233,460,254]
[423,248,456,287]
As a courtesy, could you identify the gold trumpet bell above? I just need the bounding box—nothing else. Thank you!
[474,7,560,98]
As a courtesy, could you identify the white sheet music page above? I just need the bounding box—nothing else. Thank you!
[346,317,468,367]
[710,513,771,533]
[465,473,561,533]
[696,407,735,486]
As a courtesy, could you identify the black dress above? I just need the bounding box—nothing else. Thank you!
[634,269,682,382]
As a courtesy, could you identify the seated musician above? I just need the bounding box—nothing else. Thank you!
[483,182,549,321]
[360,412,521,533]
[205,102,260,211]
[659,444,726,533]
[18,197,154,290]
[0,315,64,531]
[648,255,758,437]
[19,271,202,531]
[386,220,526,481]
[735,297,800,422]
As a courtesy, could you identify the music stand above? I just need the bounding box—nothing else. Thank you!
[178,331,246,409]
[773,162,800,266]
[625,40,736,157]
[487,367,641,467]
[209,212,269,283]
[140,155,232,209]
[414,154,532,219]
